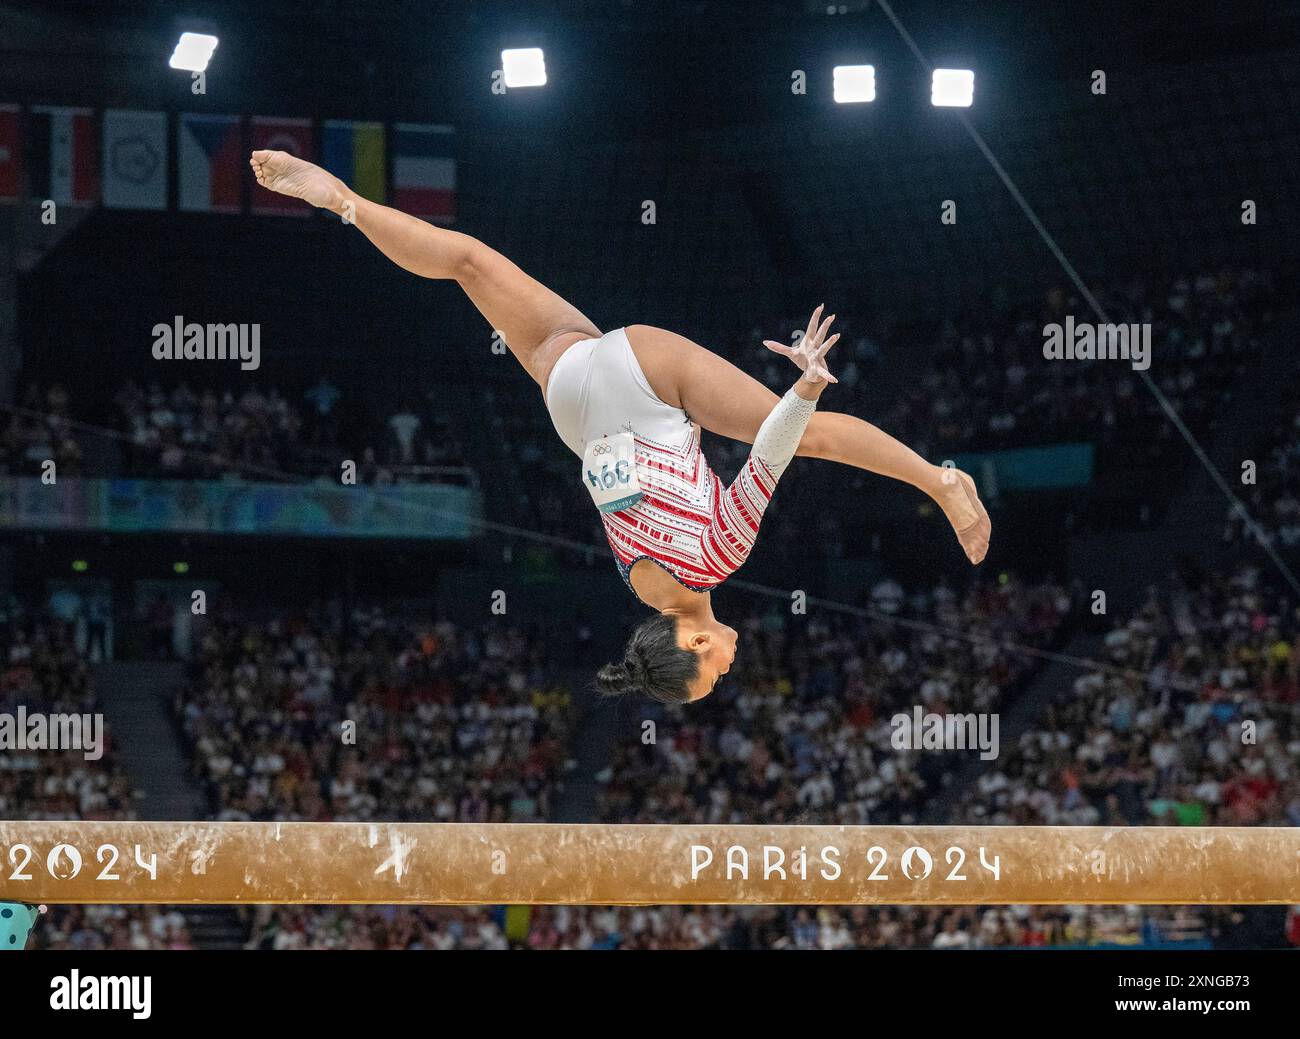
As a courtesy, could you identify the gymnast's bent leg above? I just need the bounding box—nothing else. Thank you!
[624,321,991,564]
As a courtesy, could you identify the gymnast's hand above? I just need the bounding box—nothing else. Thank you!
[763,305,840,385]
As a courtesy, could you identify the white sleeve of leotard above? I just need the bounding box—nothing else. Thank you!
[751,386,817,479]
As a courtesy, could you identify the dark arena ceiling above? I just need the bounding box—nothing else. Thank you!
[2,0,1297,134]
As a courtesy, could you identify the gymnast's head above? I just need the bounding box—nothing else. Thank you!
[596,612,738,704]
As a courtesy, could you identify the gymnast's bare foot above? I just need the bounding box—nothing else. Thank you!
[249,150,345,211]
[934,467,990,564]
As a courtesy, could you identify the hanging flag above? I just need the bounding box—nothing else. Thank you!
[102,109,168,210]
[0,105,20,201]
[249,116,314,215]
[392,123,454,223]
[178,113,242,213]
[28,106,97,206]
[321,120,385,204]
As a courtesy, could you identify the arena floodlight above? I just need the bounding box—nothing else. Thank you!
[168,32,219,72]
[502,48,547,88]
[931,68,974,107]
[833,64,876,103]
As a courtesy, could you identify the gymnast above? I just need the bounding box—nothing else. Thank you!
[250,150,990,705]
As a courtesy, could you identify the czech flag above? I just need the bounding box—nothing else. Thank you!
[321,120,385,204]
[178,113,242,213]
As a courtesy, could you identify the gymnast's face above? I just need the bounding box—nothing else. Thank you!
[678,617,738,702]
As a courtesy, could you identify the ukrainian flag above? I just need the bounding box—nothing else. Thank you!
[321,120,386,203]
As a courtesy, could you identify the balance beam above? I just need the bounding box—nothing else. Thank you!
[1,821,1297,905]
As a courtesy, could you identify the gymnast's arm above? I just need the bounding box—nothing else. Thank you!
[749,377,824,479]
[707,370,828,571]
[703,320,838,572]
[711,342,834,567]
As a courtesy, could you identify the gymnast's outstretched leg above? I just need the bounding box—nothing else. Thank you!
[249,150,601,389]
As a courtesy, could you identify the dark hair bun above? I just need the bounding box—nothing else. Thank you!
[594,614,700,705]
[595,661,633,696]
[624,653,650,688]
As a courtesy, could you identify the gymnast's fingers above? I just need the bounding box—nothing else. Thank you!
[814,312,836,345]
[814,332,840,360]
[802,304,824,346]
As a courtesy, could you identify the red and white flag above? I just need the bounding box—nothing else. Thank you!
[28,106,97,206]
[249,116,313,216]
[392,123,455,223]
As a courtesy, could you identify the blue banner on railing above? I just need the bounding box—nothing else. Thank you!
[0,477,482,540]
[952,442,1094,491]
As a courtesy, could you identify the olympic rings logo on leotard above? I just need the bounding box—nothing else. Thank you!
[592,442,612,456]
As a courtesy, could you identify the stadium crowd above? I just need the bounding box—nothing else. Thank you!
[1225,356,1300,550]
[176,603,577,824]
[0,383,82,477]
[797,269,1269,465]
[112,380,469,483]
[597,576,1074,826]
[0,379,471,485]
[959,565,1299,831]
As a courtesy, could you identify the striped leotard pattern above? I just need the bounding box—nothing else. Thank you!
[602,427,777,594]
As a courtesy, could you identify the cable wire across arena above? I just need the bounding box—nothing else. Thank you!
[1,821,1296,905]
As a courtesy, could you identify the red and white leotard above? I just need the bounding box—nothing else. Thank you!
[601,424,780,592]
[544,327,816,599]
